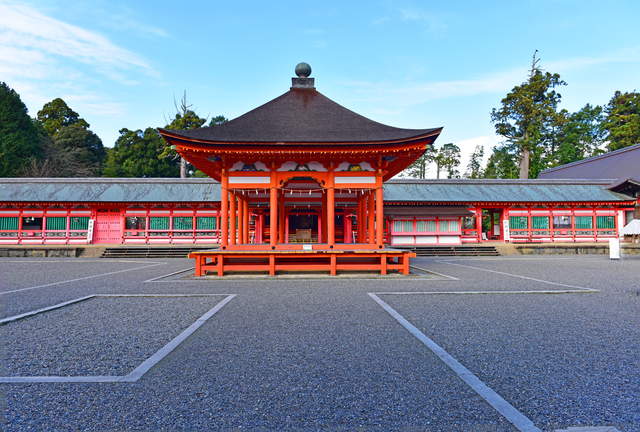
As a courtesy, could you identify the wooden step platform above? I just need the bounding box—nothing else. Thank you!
[189,245,415,276]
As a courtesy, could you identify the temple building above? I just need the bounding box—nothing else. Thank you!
[0,64,637,271]
[538,143,640,224]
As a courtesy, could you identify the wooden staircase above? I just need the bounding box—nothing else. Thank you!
[101,246,217,258]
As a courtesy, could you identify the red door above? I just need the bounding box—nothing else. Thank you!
[94,209,122,244]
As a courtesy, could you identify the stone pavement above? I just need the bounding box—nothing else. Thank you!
[1,255,638,431]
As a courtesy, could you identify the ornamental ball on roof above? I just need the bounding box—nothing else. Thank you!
[295,62,312,78]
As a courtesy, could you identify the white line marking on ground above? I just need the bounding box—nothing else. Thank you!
[144,267,195,282]
[0,376,123,383]
[121,294,236,381]
[1,260,161,264]
[368,293,542,432]
[438,256,609,261]
[0,295,95,325]
[149,277,435,282]
[0,294,236,383]
[409,265,460,280]
[96,294,234,297]
[372,290,597,295]
[0,262,166,295]
[435,261,598,291]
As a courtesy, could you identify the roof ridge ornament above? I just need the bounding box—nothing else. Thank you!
[292,62,315,89]
[295,62,311,78]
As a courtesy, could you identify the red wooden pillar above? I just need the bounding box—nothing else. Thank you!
[229,191,237,245]
[475,207,482,243]
[237,194,244,244]
[269,254,275,275]
[355,195,360,243]
[344,213,351,243]
[217,255,224,276]
[17,211,23,245]
[270,171,278,247]
[327,171,335,246]
[376,183,384,246]
[358,192,365,243]
[285,213,290,243]
[322,191,328,243]
[368,191,375,245]
[243,199,250,244]
[195,255,202,276]
[257,213,264,244]
[278,190,285,244]
[221,175,229,246]
[65,212,71,244]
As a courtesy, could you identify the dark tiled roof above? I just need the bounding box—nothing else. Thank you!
[538,143,640,189]
[0,178,633,204]
[159,89,441,144]
[0,178,221,203]
[383,179,633,203]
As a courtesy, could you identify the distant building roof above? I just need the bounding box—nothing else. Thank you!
[383,179,633,204]
[538,143,640,194]
[0,178,221,203]
[0,178,633,205]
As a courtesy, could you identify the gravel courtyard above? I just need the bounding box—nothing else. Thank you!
[1,255,639,431]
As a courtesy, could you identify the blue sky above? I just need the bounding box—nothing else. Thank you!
[1,0,639,177]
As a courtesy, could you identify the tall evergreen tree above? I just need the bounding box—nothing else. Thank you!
[162,92,207,178]
[104,128,180,178]
[0,82,41,176]
[36,98,90,135]
[602,91,640,151]
[464,145,485,179]
[22,98,106,177]
[550,104,605,166]
[53,125,106,176]
[434,143,461,179]
[209,115,228,126]
[404,146,437,178]
[490,52,566,178]
[483,146,518,179]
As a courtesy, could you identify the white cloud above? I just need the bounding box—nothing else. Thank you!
[398,7,447,33]
[337,68,525,107]
[0,2,158,83]
[99,11,169,39]
[338,47,640,110]
[545,47,640,72]
[422,136,501,179]
[0,2,160,146]
[396,135,502,179]
[455,135,502,172]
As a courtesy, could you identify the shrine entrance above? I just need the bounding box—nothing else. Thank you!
[93,209,122,244]
[287,213,319,243]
